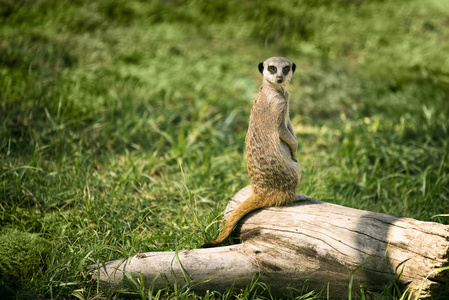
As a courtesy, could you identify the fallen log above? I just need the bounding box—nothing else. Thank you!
[88,186,449,299]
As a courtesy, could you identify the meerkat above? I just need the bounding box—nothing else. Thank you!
[202,57,309,248]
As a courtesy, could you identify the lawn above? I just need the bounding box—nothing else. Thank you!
[1,0,448,299]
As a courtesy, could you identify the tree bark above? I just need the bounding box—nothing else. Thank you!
[88,186,449,299]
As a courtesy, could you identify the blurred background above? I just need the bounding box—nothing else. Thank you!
[1,0,448,298]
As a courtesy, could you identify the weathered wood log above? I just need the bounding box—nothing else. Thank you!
[88,186,449,299]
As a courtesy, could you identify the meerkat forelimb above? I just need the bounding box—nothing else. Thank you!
[202,57,309,248]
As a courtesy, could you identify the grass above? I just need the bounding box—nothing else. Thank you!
[1,0,449,298]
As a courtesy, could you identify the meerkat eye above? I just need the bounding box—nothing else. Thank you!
[282,66,290,75]
[268,65,277,73]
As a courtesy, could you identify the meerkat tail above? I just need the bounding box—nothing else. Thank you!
[294,193,310,201]
[201,194,266,248]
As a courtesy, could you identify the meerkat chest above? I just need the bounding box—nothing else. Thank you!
[282,92,291,125]
[270,93,290,126]
[250,88,290,131]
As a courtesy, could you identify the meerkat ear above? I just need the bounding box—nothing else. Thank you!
[292,63,296,74]
[258,62,264,74]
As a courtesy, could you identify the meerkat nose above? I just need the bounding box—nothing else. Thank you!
[276,78,283,83]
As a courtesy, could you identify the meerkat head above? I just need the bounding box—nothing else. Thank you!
[258,57,296,87]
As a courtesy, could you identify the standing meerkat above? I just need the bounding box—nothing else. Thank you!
[202,57,309,248]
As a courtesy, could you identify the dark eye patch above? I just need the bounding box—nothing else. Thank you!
[282,66,290,75]
[268,65,277,73]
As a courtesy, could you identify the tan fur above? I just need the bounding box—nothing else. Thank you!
[202,57,307,248]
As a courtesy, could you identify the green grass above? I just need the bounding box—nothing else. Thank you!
[1,0,449,298]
